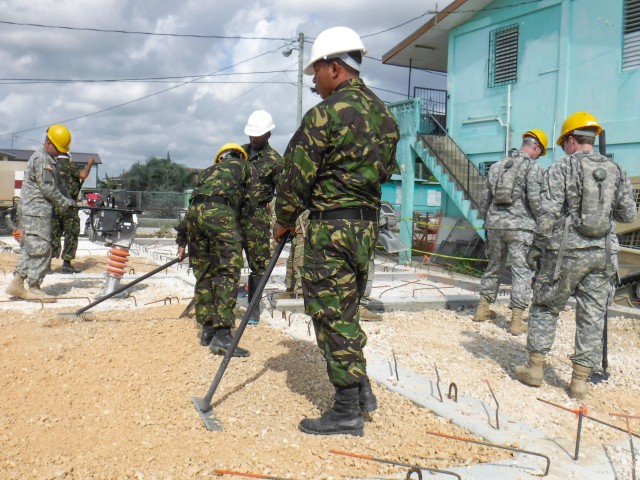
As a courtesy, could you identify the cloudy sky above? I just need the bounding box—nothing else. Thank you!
[0,1,445,178]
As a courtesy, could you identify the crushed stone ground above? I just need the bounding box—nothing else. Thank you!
[0,244,638,479]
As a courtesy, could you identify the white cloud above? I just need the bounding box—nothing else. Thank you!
[0,1,445,177]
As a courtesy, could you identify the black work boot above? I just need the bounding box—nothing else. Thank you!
[247,274,262,325]
[208,327,250,357]
[61,260,80,274]
[200,321,215,346]
[299,385,364,436]
[359,377,378,413]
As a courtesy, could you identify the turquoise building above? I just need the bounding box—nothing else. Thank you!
[382,0,640,261]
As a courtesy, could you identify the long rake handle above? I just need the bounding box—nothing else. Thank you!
[74,254,188,316]
[198,233,290,411]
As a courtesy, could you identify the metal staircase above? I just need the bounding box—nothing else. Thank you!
[413,113,486,241]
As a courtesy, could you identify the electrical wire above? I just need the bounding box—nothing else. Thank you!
[0,18,292,41]
[0,46,287,138]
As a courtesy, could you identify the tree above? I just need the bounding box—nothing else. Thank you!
[121,156,197,192]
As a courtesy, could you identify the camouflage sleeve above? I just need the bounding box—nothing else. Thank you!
[241,163,260,220]
[613,168,638,224]
[276,107,325,227]
[39,156,74,208]
[525,162,546,220]
[478,176,491,220]
[175,217,188,248]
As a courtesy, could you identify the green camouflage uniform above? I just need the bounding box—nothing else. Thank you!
[183,158,259,329]
[51,157,83,261]
[276,77,399,386]
[239,143,282,275]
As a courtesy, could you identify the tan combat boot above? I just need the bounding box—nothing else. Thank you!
[360,305,383,322]
[508,308,527,336]
[24,286,57,303]
[6,274,27,299]
[473,297,491,322]
[514,352,545,387]
[569,363,592,400]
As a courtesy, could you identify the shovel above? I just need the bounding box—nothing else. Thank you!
[192,232,290,431]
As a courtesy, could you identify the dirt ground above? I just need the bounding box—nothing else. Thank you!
[0,248,638,479]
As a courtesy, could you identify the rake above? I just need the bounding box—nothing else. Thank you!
[192,232,290,431]
[58,254,188,321]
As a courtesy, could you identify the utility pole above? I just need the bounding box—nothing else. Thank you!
[296,32,304,127]
[283,32,305,127]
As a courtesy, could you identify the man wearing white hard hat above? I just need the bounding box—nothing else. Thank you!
[274,26,400,436]
[239,110,282,325]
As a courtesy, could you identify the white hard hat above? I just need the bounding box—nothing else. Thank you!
[304,26,367,75]
[244,110,275,137]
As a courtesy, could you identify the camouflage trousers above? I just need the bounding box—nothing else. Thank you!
[51,208,80,261]
[285,211,309,292]
[15,215,52,287]
[187,203,244,328]
[239,205,272,275]
[527,248,616,368]
[480,228,534,310]
[303,218,377,387]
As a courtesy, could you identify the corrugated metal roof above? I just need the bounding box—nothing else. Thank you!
[382,0,494,72]
[0,148,102,165]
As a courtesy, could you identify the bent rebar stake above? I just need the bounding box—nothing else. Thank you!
[192,233,290,431]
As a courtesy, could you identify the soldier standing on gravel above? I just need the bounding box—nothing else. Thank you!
[514,112,637,400]
[6,125,76,302]
[51,153,96,274]
[176,143,258,356]
[239,110,282,325]
[473,130,548,335]
[273,26,399,437]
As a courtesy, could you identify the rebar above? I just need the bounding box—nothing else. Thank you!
[424,431,551,476]
[214,469,293,480]
[538,398,640,439]
[485,379,500,430]
[329,449,462,479]
[447,382,458,403]
[434,365,443,402]
[610,413,639,480]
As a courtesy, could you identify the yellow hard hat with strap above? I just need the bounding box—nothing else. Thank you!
[214,143,247,163]
[556,112,602,146]
[523,129,548,156]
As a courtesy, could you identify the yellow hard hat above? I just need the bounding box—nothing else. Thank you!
[556,111,602,146]
[523,129,548,156]
[214,143,247,163]
[46,124,72,153]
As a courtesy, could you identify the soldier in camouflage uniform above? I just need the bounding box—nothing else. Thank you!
[240,110,282,325]
[474,130,548,335]
[6,125,76,302]
[51,154,96,273]
[515,112,637,400]
[274,27,399,437]
[176,143,258,357]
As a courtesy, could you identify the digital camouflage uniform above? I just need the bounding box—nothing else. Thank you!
[276,77,400,387]
[527,151,637,368]
[284,210,309,293]
[15,147,75,286]
[478,149,545,310]
[239,143,282,275]
[51,157,83,261]
[182,158,259,330]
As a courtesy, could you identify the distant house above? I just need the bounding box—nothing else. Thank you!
[0,149,102,205]
[383,0,640,173]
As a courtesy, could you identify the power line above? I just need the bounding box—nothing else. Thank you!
[0,46,286,138]
[0,18,293,41]
[0,70,297,85]
[361,10,432,38]
[429,0,543,14]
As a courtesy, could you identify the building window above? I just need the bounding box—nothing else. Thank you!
[488,24,519,87]
[624,0,640,70]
